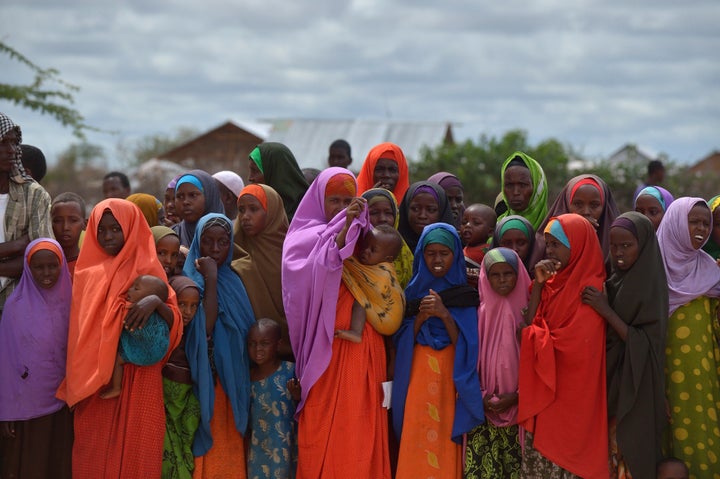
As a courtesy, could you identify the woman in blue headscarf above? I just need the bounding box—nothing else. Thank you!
[392,223,484,479]
[183,213,255,478]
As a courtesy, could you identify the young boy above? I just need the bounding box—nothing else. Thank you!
[51,192,87,277]
[101,274,171,399]
[247,318,299,479]
[461,203,497,287]
[335,224,404,343]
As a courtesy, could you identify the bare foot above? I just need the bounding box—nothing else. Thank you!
[335,330,362,343]
[99,387,121,399]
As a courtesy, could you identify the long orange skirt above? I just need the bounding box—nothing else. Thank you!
[396,344,461,479]
[72,363,165,478]
[192,383,246,479]
[296,284,390,479]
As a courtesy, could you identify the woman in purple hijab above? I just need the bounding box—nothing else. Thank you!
[0,238,73,478]
[282,167,392,478]
[428,172,465,229]
[656,197,720,475]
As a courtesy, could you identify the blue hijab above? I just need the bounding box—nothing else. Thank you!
[392,223,484,444]
[184,213,255,456]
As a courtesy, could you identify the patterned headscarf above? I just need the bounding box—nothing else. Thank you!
[0,113,33,182]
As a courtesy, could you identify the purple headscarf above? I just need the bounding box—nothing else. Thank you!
[656,197,720,315]
[0,238,72,420]
[282,167,369,413]
[634,186,674,211]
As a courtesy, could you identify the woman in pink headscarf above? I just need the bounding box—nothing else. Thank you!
[282,167,393,479]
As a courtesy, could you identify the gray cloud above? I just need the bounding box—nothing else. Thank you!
[1,0,718,168]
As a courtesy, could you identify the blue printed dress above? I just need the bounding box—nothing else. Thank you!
[248,361,297,479]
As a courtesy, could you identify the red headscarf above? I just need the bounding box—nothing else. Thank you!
[519,213,608,478]
[58,199,182,407]
[356,142,410,200]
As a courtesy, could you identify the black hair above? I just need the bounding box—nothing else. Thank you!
[137,274,169,302]
[250,317,282,341]
[52,192,87,218]
[648,160,665,176]
[656,457,688,476]
[373,224,404,260]
[20,144,47,181]
[506,156,529,170]
[103,171,131,188]
[330,139,351,157]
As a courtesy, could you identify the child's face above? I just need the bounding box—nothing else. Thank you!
[368,199,395,227]
[200,225,231,266]
[609,227,639,271]
[498,229,530,262]
[487,262,518,296]
[688,203,711,250]
[634,194,664,231]
[237,194,267,237]
[164,188,178,225]
[127,277,154,303]
[247,326,280,367]
[29,250,61,289]
[423,243,454,278]
[97,212,125,256]
[51,202,86,252]
[444,186,464,223]
[409,193,440,235]
[174,248,188,276]
[372,158,400,192]
[544,233,571,271]
[175,183,205,223]
[569,185,603,224]
[156,235,180,278]
[177,287,200,326]
[357,231,392,266]
[461,208,492,246]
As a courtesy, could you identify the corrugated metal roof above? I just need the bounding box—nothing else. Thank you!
[262,119,453,170]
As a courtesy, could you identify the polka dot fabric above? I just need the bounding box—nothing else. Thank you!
[665,296,720,478]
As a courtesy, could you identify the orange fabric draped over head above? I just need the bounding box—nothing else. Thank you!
[519,213,608,479]
[58,198,182,407]
[356,142,410,200]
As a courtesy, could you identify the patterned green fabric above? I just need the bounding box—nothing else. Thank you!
[162,378,201,479]
[465,422,520,479]
[498,151,548,231]
[520,432,582,479]
[665,296,720,479]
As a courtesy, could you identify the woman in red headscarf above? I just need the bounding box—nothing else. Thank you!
[519,213,608,479]
[356,142,410,201]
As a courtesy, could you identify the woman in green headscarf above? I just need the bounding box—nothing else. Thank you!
[498,151,548,231]
[702,194,720,260]
[247,142,309,221]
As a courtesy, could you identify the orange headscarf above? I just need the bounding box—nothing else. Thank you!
[58,199,182,407]
[356,142,410,200]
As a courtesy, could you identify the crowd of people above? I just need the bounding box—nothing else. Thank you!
[0,110,718,479]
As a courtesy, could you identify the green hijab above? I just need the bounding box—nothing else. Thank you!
[250,142,309,221]
[499,151,548,231]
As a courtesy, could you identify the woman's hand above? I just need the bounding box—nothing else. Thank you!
[485,393,518,414]
[344,197,366,227]
[534,259,561,284]
[195,256,217,281]
[581,285,610,315]
[124,295,163,331]
[418,289,449,319]
[0,421,15,439]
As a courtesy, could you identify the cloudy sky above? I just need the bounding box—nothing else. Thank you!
[1,0,718,168]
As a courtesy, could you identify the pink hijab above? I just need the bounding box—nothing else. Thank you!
[477,247,531,426]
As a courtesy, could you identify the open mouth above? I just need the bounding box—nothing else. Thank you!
[616,259,625,266]
[694,235,705,242]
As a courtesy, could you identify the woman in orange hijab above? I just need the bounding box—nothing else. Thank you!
[356,142,410,200]
[57,198,182,479]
